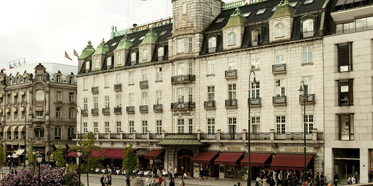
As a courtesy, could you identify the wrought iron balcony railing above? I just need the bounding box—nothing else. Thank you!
[225,99,238,108]
[171,75,195,85]
[225,70,237,79]
[204,101,216,110]
[171,102,195,111]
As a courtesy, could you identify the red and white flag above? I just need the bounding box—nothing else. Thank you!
[73,49,79,57]
[65,51,72,60]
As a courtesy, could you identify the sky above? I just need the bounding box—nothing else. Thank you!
[0,0,175,69]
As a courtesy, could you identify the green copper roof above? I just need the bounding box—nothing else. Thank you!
[224,8,246,29]
[157,135,207,146]
[270,0,295,19]
[78,41,95,60]
[93,38,109,55]
[115,34,133,51]
[139,28,158,46]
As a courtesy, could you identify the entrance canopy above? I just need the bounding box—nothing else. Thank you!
[270,154,314,170]
[214,152,244,166]
[240,153,272,167]
[157,135,207,146]
[145,150,164,160]
[192,151,219,164]
[66,148,110,158]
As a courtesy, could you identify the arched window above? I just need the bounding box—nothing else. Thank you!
[143,49,148,60]
[35,90,44,100]
[303,19,314,34]
[34,127,44,138]
[208,37,217,49]
[252,29,261,46]
[275,23,285,37]
[158,47,164,57]
[182,1,187,14]
[228,33,236,45]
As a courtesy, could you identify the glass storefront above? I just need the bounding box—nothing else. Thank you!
[334,149,360,184]
[225,165,235,178]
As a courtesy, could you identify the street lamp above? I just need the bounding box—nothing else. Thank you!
[24,105,32,169]
[77,148,82,186]
[247,71,257,186]
[298,81,307,183]
[36,152,43,186]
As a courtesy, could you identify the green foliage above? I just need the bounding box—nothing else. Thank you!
[69,132,104,173]
[53,142,66,168]
[0,142,5,169]
[122,143,138,176]
[28,142,35,165]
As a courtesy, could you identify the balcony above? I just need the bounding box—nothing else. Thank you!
[140,80,148,89]
[225,99,238,109]
[299,94,315,105]
[153,104,163,113]
[171,102,195,111]
[114,84,122,92]
[272,96,287,106]
[225,70,237,79]
[91,87,99,94]
[272,64,286,74]
[114,107,122,115]
[171,75,195,85]
[204,101,216,110]
[248,98,261,107]
[126,106,135,114]
[81,109,88,117]
[91,109,99,116]
[102,108,110,115]
[139,105,148,113]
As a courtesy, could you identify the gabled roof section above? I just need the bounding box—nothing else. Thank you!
[140,28,158,45]
[93,39,109,55]
[78,41,95,60]
[115,34,133,51]
[223,8,247,28]
[270,0,295,19]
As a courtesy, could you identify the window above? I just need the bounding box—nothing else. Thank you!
[105,76,109,87]
[83,98,88,110]
[275,23,285,37]
[252,117,260,133]
[208,37,217,49]
[69,108,75,119]
[208,118,215,134]
[129,121,134,134]
[207,60,215,75]
[188,63,193,74]
[339,114,354,141]
[143,49,148,60]
[251,53,260,69]
[22,111,25,119]
[117,122,121,133]
[55,127,61,140]
[38,75,43,81]
[228,33,236,45]
[177,39,184,53]
[35,90,44,100]
[177,88,184,103]
[94,122,98,133]
[276,116,286,134]
[129,72,134,84]
[36,110,43,117]
[14,111,18,119]
[34,127,44,138]
[139,36,145,40]
[338,43,353,72]
[228,57,237,70]
[244,12,251,17]
[207,86,215,101]
[68,127,75,138]
[107,57,112,68]
[116,94,121,107]
[188,38,193,52]
[272,6,277,11]
[290,2,298,7]
[156,68,162,81]
[304,115,314,134]
[156,90,162,105]
[93,97,98,109]
[160,31,167,36]
[228,118,236,134]
[157,120,162,134]
[252,29,261,46]
[142,92,148,105]
[22,95,25,102]
[303,19,314,33]
[56,91,62,102]
[56,75,61,83]
[339,79,353,106]
[256,8,266,15]
[275,50,285,64]
[188,88,193,102]
[131,52,136,65]
[69,92,75,103]
[251,82,260,99]
[304,0,314,4]
[215,18,225,23]
[177,64,185,76]
[116,73,122,84]
[182,1,186,14]
[95,58,100,69]
[14,95,18,103]
[189,119,193,133]
[302,77,313,94]
[275,80,286,97]
[158,47,164,58]
[142,121,148,134]
[93,77,98,86]
[7,94,10,103]
[117,54,122,65]
[105,122,109,133]
[228,84,237,100]
[85,62,90,72]
[302,46,313,63]
[105,96,110,108]
[129,93,134,106]
[142,70,147,81]
[178,119,184,133]
[56,108,61,118]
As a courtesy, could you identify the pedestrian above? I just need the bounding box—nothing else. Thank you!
[351,175,356,185]
[126,174,130,186]
[146,175,152,186]
[369,169,373,183]
[170,178,175,186]
[181,166,185,179]
[14,169,17,174]
[179,179,185,186]
[199,172,204,181]
[354,171,358,184]
[108,173,112,186]
[174,167,178,178]
[100,174,105,186]
[320,172,325,186]
[10,169,14,174]
[333,173,338,186]
[103,174,109,186]
[273,170,278,186]
[256,175,262,186]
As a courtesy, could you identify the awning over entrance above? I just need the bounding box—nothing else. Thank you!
[145,150,164,160]
[16,149,25,156]
[240,153,272,167]
[191,151,219,164]
[66,148,110,158]
[214,152,244,166]
[270,154,314,170]
[157,135,207,146]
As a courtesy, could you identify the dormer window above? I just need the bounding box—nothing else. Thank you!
[143,49,148,60]
[85,61,90,72]
[117,54,122,65]
[216,18,225,23]
[37,75,43,81]
[139,36,145,40]
[303,19,314,38]
[56,75,61,83]
[69,77,74,84]
[252,29,261,46]
[275,23,285,37]
[158,47,164,61]
[228,33,236,45]
[256,9,266,15]
[304,0,314,5]
[131,52,137,66]
[208,37,217,53]
[107,57,112,68]
[243,12,251,17]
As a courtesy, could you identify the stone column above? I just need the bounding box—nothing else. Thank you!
[242,130,247,141]
[270,129,275,141]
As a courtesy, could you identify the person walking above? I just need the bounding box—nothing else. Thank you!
[354,171,358,184]
[174,167,178,178]
[146,175,152,186]
[320,172,325,185]
[108,173,112,186]
[333,173,338,186]
[199,172,204,181]
[181,166,185,179]
[100,174,105,186]
[169,168,173,180]
[103,174,109,186]
[179,179,185,186]
[315,172,320,186]
[126,174,130,186]
[169,178,175,186]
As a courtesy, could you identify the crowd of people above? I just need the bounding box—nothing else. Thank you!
[255,169,328,186]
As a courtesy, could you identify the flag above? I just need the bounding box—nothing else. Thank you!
[65,51,72,60]
[9,66,14,69]
[73,49,79,57]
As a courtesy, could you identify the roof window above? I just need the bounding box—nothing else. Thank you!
[216,18,225,23]
[160,31,167,35]
[243,12,251,17]
[256,9,266,15]
[304,0,314,5]
[272,6,277,11]
[139,36,145,40]
[130,38,135,42]
[111,42,117,46]
[290,2,298,7]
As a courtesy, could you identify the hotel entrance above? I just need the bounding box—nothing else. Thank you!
[178,149,193,177]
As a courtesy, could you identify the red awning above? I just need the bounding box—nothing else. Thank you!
[191,152,219,164]
[66,151,78,158]
[145,150,164,159]
[101,149,136,159]
[66,148,110,158]
[270,154,314,170]
[240,153,272,167]
[214,152,244,166]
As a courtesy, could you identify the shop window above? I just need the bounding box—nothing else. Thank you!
[339,114,354,141]
[34,127,44,138]
[338,79,353,106]
[338,43,353,72]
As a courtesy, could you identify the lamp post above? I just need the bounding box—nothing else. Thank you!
[24,104,32,169]
[36,152,43,186]
[298,81,307,183]
[247,71,257,186]
[33,149,36,170]
[77,148,82,186]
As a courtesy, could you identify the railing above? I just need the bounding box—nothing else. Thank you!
[122,133,133,139]
[153,104,163,113]
[200,133,216,140]
[139,105,148,113]
[221,133,242,140]
[299,94,315,104]
[136,133,148,139]
[91,87,99,94]
[171,75,195,84]
[149,133,163,139]
[98,133,109,139]
[221,0,266,10]
[91,109,99,116]
[171,102,195,111]
[102,108,110,115]
[81,109,88,117]
[140,80,148,89]
[225,99,238,108]
[249,133,270,140]
[225,70,237,79]
[248,98,261,106]
[336,25,373,35]
[126,106,135,114]
[110,133,121,139]
[272,64,286,74]
[114,107,122,115]
[114,84,122,92]
[273,96,286,105]
[204,101,216,109]
[274,132,313,140]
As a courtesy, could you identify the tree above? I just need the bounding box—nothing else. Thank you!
[0,142,5,176]
[122,143,138,177]
[28,142,35,166]
[52,142,66,168]
[69,131,103,186]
